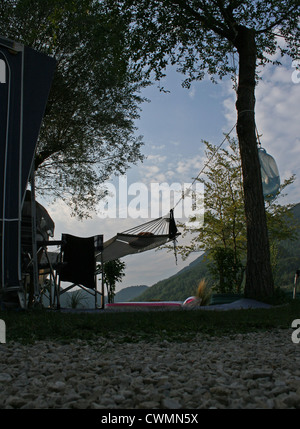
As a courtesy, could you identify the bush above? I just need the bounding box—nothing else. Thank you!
[66,290,88,309]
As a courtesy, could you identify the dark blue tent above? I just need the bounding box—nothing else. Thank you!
[0,36,56,297]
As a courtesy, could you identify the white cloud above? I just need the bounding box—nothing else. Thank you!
[140,152,204,184]
[222,60,300,204]
[175,154,205,179]
[150,144,166,151]
[256,63,300,203]
[165,170,176,179]
[146,154,167,163]
[142,164,161,181]
[189,87,196,99]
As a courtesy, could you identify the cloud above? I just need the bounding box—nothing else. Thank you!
[175,154,206,180]
[256,63,300,201]
[150,144,166,151]
[142,164,161,181]
[188,87,196,99]
[222,60,300,204]
[146,154,167,163]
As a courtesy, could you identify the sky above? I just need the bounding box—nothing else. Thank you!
[44,50,300,294]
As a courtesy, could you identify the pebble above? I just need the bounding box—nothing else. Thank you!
[0,329,299,409]
[0,373,12,382]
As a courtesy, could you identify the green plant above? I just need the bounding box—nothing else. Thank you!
[209,247,244,294]
[66,290,88,309]
[101,259,126,303]
[180,138,296,298]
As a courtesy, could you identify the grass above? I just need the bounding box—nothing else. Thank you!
[1,299,300,344]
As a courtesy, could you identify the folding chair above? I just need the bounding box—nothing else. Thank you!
[20,190,60,308]
[57,233,104,309]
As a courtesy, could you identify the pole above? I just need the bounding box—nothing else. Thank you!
[94,269,98,310]
[101,251,104,309]
[293,270,300,300]
[30,168,39,302]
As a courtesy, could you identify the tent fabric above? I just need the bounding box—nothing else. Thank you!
[0,36,56,289]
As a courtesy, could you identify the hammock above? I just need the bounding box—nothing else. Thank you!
[97,210,179,263]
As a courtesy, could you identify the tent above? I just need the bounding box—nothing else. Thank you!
[0,35,56,306]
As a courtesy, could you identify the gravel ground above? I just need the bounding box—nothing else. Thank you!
[0,328,300,409]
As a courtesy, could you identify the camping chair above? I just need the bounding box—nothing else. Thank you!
[56,233,104,309]
[23,232,104,309]
[20,191,61,308]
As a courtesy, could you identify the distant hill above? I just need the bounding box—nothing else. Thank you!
[56,284,149,309]
[132,253,211,302]
[274,203,300,288]
[114,285,149,302]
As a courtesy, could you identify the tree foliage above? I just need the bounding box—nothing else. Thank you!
[179,138,299,293]
[186,139,245,255]
[180,138,246,292]
[0,0,147,217]
[111,0,300,85]
[102,259,126,303]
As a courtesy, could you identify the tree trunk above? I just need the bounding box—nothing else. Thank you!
[235,26,274,298]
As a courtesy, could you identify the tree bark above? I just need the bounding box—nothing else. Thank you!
[235,26,274,298]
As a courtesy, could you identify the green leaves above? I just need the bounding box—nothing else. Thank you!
[101,259,126,303]
[179,137,297,293]
[0,0,146,217]
[112,0,300,84]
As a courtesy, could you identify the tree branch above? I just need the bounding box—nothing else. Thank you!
[168,0,231,40]
[256,4,300,34]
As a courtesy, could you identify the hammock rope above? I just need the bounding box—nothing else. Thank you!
[172,122,237,211]
[123,215,169,236]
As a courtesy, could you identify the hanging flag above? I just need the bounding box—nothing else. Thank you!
[258,147,280,200]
